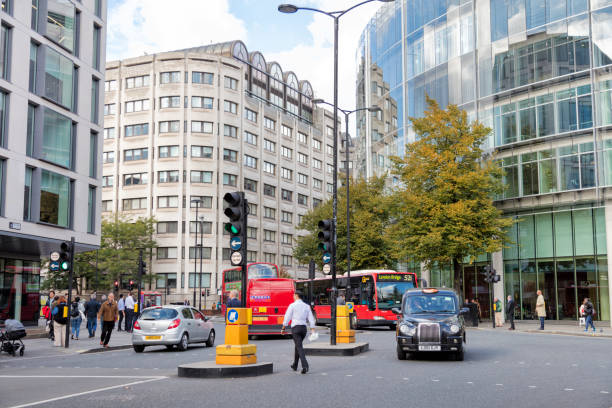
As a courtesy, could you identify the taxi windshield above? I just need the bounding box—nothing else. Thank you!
[376,282,416,310]
[403,294,458,314]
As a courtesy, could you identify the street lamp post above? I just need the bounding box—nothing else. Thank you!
[279,0,394,346]
[313,99,381,301]
[191,199,202,307]
[198,215,204,311]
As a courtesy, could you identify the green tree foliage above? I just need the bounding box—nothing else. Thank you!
[43,214,157,292]
[389,97,513,291]
[293,176,396,273]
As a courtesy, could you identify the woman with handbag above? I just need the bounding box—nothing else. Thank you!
[53,296,68,347]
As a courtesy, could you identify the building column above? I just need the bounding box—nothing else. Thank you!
[604,201,612,328]
[492,250,505,324]
[13,272,22,321]
[420,262,430,287]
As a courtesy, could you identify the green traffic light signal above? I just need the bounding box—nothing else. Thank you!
[224,223,240,234]
[60,261,69,271]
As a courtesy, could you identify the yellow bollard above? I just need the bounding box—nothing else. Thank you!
[336,305,355,343]
[216,308,257,365]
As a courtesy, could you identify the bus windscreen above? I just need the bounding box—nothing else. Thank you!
[247,263,278,279]
[376,274,416,310]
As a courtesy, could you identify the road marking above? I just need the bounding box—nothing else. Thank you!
[346,374,352,377]
[571,363,578,367]
[601,391,609,394]
[403,378,409,381]
[432,379,440,382]
[528,386,537,389]
[467,382,473,385]
[494,361,500,364]
[496,384,503,386]
[0,375,166,379]
[519,361,525,365]
[564,388,574,391]
[321,373,327,376]
[376,376,383,379]
[545,362,551,366]
[4,376,166,408]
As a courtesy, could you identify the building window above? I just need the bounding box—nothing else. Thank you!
[104,103,116,116]
[123,173,147,186]
[123,197,147,210]
[281,167,292,180]
[104,128,115,139]
[0,159,3,214]
[224,100,238,114]
[327,183,333,193]
[191,121,213,133]
[244,155,257,169]
[192,71,213,84]
[244,178,257,192]
[247,251,257,263]
[264,139,276,152]
[102,175,113,187]
[245,108,258,122]
[223,149,237,162]
[191,96,213,109]
[156,273,177,289]
[281,125,292,138]
[326,126,333,137]
[298,173,308,185]
[189,247,212,259]
[157,247,178,259]
[29,42,38,92]
[247,227,258,239]
[264,206,276,219]
[297,152,308,165]
[312,139,321,150]
[263,184,275,197]
[298,194,308,206]
[157,195,178,208]
[191,145,213,158]
[91,78,100,123]
[102,151,114,164]
[191,195,213,208]
[160,96,180,109]
[264,230,276,242]
[188,273,211,289]
[0,25,8,81]
[223,173,237,186]
[158,170,179,183]
[189,221,212,234]
[224,76,238,90]
[281,211,293,223]
[312,158,322,169]
[24,167,33,220]
[224,124,237,138]
[40,169,71,227]
[190,170,213,183]
[31,0,38,29]
[42,108,72,168]
[102,200,112,212]
[313,178,322,189]
[125,123,149,137]
[126,75,149,89]
[160,71,181,84]
[159,145,179,158]
[326,144,334,155]
[125,99,149,112]
[244,131,257,145]
[298,132,308,144]
[263,161,276,175]
[327,164,334,174]
[158,221,178,234]
[248,202,257,215]
[281,255,292,266]
[313,198,322,207]
[222,248,231,260]
[264,253,275,263]
[264,117,276,130]
[26,104,35,156]
[92,24,101,70]
[281,233,293,245]
[281,146,292,159]
[47,0,75,52]
[87,186,95,233]
[281,189,292,202]
[104,80,117,92]
[159,121,180,133]
[45,46,75,110]
[124,147,148,161]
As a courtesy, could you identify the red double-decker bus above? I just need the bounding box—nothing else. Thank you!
[296,270,418,329]
[222,262,295,335]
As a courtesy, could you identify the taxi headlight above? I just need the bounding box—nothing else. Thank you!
[449,324,460,334]
[399,323,416,336]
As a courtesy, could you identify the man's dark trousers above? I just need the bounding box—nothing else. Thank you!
[508,312,515,329]
[117,311,124,331]
[101,321,114,345]
[125,308,134,332]
[291,325,308,370]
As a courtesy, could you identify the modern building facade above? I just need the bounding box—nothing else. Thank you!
[0,0,106,322]
[357,0,612,322]
[103,41,336,306]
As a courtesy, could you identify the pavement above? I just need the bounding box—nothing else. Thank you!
[1,321,612,408]
[473,320,612,337]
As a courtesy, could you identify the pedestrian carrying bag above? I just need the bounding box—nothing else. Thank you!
[308,331,319,342]
[71,304,79,317]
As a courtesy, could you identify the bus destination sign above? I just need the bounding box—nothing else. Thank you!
[377,274,414,282]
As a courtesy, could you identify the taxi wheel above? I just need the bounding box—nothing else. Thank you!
[133,345,145,353]
[396,345,407,360]
[453,349,464,361]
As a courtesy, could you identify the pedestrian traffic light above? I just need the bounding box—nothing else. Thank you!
[129,280,134,291]
[59,242,72,272]
[114,280,119,291]
[317,219,334,253]
[223,192,247,267]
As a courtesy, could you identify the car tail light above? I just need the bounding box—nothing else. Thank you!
[167,319,181,329]
[133,321,141,330]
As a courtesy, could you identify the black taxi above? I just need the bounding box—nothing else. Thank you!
[392,288,468,361]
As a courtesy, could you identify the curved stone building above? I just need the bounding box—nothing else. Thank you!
[357,0,612,322]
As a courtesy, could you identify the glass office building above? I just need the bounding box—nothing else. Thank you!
[357,0,612,321]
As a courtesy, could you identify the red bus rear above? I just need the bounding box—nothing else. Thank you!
[296,270,418,329]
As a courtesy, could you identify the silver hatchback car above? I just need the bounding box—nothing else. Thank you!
[132,305,215,352]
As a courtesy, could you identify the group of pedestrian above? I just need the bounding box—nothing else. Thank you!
[117,293,136,333]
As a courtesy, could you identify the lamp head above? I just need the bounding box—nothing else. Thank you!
[312,98,325,104]
[367,106,382,112]
[378,0,395,2]
[278,4,299,13]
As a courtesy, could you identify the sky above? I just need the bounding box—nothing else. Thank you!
[105,0,385,130]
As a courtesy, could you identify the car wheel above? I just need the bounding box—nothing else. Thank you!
[133,345,145,353]
[177,333,189,351]
[205,330,215,347]
[396,344,407,360]
[454,349,464,361]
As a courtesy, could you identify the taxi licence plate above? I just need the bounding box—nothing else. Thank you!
[145,336,161,340]
[253,316,268,321]
[418,345,441,351]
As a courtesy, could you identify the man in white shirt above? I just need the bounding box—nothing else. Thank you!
[281,291,316,374]
[117,294,125,331]
[124,292,135,333]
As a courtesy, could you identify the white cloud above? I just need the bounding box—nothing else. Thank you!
[106,0,248,61]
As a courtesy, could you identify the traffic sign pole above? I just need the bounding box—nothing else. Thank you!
[65,237,75,349]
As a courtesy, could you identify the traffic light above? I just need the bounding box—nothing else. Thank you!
[129,280,134,291]
[59,242,72,272]
[317,219,333,253]
[114,280,119,291]
[223,192,247,267]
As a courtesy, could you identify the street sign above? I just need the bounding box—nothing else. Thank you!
[322,264,331,274]
[49,261,59,271]
[230,236,242,251]
[231,251,243,266]
[50,251,60,262]
[227,309,239,323]
[322,252,331,264]
[347,302,354,313]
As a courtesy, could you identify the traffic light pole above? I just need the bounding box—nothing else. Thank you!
[65,236,75,349]
[138,249,143,316]
[241,196,248,307]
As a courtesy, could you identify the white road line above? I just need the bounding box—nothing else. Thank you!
[601,391,609,394]
[321,373,327,376]
[528,386,537,388]
[403,378,409,381]
[496,384,503,386]
[376,376,383,379]
[432,379,440,382]
[467,382,473,384]
[564,388,574,391]
[5,377,166,408]
[346,374,352,377]
[0,375,165,378]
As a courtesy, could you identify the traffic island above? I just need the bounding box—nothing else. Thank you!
[177,361,273,378]
[304,341,369,356]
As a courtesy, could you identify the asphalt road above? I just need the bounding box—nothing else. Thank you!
[1,323,611,408]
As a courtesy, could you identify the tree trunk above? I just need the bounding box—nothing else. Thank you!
[452,258,463,297]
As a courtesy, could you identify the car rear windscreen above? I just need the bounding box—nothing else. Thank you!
[140,308,179,320]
